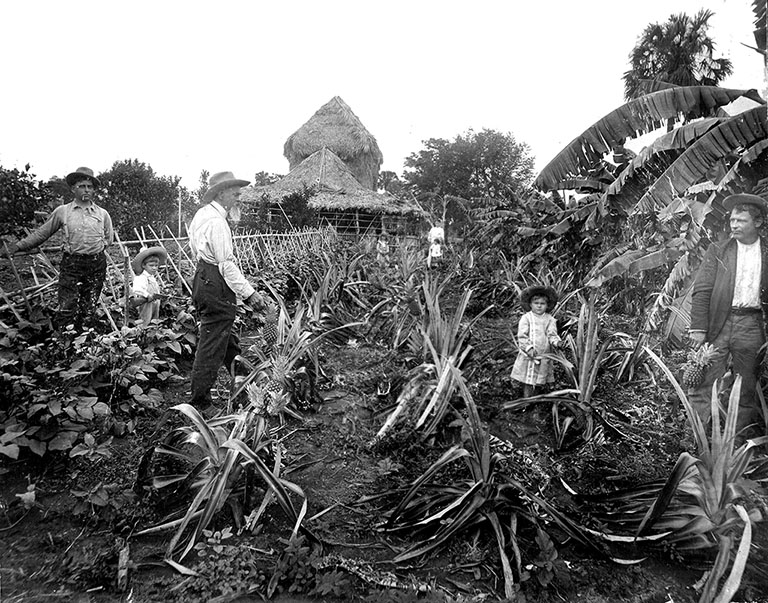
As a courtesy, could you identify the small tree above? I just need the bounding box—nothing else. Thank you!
[98,159,186,233]
[403,128,535,232]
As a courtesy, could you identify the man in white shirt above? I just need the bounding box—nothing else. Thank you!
[689,193,768,438]
[188,171,264,411]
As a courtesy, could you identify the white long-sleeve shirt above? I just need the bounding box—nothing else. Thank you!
[188,201,255,300]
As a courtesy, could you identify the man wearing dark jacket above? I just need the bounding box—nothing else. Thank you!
[689,193,768,437]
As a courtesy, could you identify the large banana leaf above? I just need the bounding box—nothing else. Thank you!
[702,138,768,230]
[553,178,608,192]
[534,87,764,191]
[604,118,724,211]
[632,106,768,214]
[753,0,766,51]
[585,247,679,287]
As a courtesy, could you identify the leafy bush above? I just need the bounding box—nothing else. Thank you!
[0,305,190,459]
[0,164,59,237]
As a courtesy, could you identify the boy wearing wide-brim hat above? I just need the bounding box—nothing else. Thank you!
[689,192,768,440]
[130,246,168,326]
[6,166,114,331]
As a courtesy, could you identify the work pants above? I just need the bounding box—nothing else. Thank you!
[190,261,241,408]
[58,252,107,331]
[688,312,765,438]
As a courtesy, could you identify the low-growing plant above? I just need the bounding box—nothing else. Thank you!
[71,481,137,522]
[504,291,633,450]
[579,375,768,603]
[1,302,189,459]
[383,369,601,599]
[137,403,309,561]
[372,277,491,443]
[69,433,113,461]
[267,533,322,597]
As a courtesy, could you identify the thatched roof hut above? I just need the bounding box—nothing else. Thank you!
[242,148,423,233]
[283,96,383,190]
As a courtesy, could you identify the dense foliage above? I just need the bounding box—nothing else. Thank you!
[623,9,733,101]
[98,159,188,233]
[0,164,60,237]
[402,128,535,229]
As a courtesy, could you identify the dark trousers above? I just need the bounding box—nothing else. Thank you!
[688,313,765,437]
[190,261,240,408]
[58,252,107,330]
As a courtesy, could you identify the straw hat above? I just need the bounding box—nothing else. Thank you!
[722,193,768,215]
[65,167,100,187]
[520,286,558,311]
[203,171,250,203]
[132,246,167,275]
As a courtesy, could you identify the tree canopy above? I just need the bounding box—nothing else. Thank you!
[623,10,733,101]
[404,128,534,201]
[98,159,186,234]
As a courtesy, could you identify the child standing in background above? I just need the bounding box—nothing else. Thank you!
[376,232,390,266]
[511,286,561,398]
[130,246,168,326]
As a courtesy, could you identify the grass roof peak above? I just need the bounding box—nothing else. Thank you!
[284,96,383,189]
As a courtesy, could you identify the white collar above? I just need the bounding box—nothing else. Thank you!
[209,201,228,218]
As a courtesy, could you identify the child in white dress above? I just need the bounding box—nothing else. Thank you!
[511,286,561,398]
[130,246,167,326]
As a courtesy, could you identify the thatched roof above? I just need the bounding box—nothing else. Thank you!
[283,96,383,190]
[242,148,422,215]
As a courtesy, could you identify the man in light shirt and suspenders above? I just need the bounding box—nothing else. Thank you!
[689,193,768,439]
[188,171,265,412]
[7,167,113,331]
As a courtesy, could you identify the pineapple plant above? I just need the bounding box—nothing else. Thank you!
[681,343,717,389]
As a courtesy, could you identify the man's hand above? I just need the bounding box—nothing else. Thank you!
[246,291,266,312]
[688,331,706,349]
[3,241,19,256]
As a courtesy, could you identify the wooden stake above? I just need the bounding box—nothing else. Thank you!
[115,231,131,326]
[146,225,192,297]
[2,241,32,315]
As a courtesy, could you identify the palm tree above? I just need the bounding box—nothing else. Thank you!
[623,10,733,101]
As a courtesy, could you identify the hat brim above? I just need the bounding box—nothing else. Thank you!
[203,179,250,203]
[520,286,558,309]
[65,172,101,187]
[722,193,768,214]
[132,246,168,275]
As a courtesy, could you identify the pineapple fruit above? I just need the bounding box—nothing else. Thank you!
[682,343,717,389]
[261,303,278,355]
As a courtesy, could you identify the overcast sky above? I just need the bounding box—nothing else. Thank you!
[0,0,763,190]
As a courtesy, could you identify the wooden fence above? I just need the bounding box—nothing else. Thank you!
[0,227,336,333]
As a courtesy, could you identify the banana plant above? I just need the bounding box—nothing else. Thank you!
[534,86,766,346]
[535,86,764,193]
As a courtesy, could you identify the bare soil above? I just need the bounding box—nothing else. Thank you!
[1,316,767,603]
